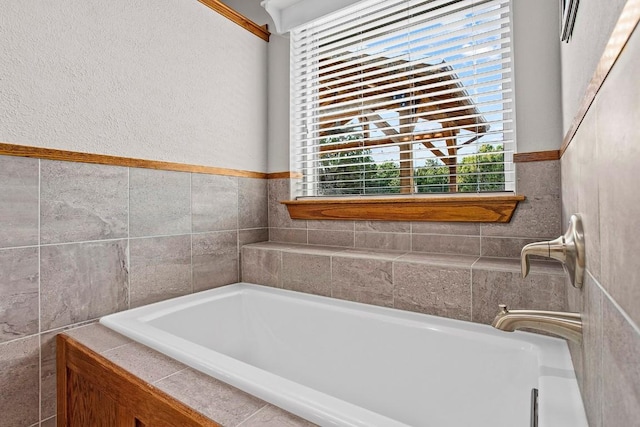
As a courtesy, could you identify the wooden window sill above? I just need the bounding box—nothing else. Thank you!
[281,194,525,223]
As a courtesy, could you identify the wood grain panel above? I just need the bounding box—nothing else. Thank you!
[57,334,220,427]
[198,0,270,41]
[513,150,560,163]
[561,0,640,156]
[0,142,267,179]
[282,195,525,223]
[266,171,304,179]
[67,369,119,427]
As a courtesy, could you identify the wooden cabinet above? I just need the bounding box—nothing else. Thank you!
[57,335,219,427]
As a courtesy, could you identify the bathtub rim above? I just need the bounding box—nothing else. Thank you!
[100,282,587,427]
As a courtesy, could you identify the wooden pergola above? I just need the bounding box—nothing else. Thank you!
[317,55,489,193]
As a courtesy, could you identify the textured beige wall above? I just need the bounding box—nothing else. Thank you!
[0,0,268,172]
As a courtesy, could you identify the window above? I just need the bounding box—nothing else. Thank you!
[291,0,514,197]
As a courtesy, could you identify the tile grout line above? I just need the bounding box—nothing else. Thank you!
[37,158,42,424]
[235,404,270,427]
[329,255,333,298]
[0,243,41,251]
[590,270,640,337]
[190,172,193,294]
[127,167,131,309]
[151,367,191,385]
[236,177,240,283]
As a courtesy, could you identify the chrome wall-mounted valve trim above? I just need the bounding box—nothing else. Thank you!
[520,214,585,288]
[492,304,583,343]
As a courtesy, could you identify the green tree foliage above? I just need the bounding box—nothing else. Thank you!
[319,140,504,194]
[415,158,449,193]
[366,161,400,194]
[457,144,505,192]
[319,135,376,195]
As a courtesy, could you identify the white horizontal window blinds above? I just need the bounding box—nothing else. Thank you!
[291,0,515,197]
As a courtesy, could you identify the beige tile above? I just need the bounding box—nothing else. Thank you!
[596,29,640,327]
[0,155,39,249]
[354,221,410,233]
[239,229,271,277]
[579,273,603,427]
[40,161,128,244]
[240,405,317,426]
[411,222,480,235]
[40,416,56,427]
[471,268,568,325]
[516,160,561,197]
[338,248,407,261]
[239,228,269,247]
[573,106,601,282]
[282,252,331,296]
[40,330,61,419]
[244,241,309,252]
[411,234,480,256]
[331,256,394,307]
[129,168,191,237]
[279,244,345,255]
[129,235,191,308]
[241,246,281,287]
[192,231,239,292]
[63,323,132,354]
[0,336,39,427]
[482,161,562,239]
[40,240,128,330]
[0,247,38,343]
[307,220,354,231]
[473,257,564,275]
[561,142,579,232]
[268,179,306,229]
[269,228,307,244]
[239,178,268,229]
[602,294,640,427]
[395,252,477,269]
[155,368,266,426]
[354,231,410,251]
[480,195,562,239]
[308,229,354,247]
[103,342,186,383]
[480,236,544,258]
[192,174,238,232]
[393,262,472,320]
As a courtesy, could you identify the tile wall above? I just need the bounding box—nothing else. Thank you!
[268,159,562,259]
[561,26,640,427]
[0,156,268,427]
[241,242,568,324]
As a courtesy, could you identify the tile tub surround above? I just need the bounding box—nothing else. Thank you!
[241,242,568,324]
[0,155,269,427]
[62,323,316,427]
[560,24,640,427]
[267,159,561,258]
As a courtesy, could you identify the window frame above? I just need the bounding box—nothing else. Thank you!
[286,0,523,222]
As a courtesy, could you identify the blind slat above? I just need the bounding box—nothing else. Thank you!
[291,0,514,197]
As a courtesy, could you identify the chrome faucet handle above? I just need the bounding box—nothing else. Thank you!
[520,214,585,288]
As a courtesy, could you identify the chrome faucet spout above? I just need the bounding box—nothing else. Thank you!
[492,304,582,343]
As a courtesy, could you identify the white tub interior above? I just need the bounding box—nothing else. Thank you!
[100,283,587,427]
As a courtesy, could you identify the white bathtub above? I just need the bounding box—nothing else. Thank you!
[100,283,587,427]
